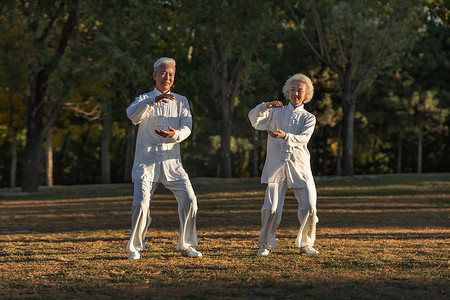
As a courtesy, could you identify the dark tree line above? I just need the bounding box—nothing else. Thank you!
[0,0,448,191]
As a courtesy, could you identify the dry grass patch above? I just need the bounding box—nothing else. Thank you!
[0,174,449,299]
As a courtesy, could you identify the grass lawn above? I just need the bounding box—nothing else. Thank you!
[0,173,449,299]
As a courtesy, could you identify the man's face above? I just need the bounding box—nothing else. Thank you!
[153,63,175,93]
[288,80,307,106]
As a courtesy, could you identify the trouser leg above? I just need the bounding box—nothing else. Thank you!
[293,183,318,248]
[163,178,198,251]
[257,182,288,250]
[126,180,158,253]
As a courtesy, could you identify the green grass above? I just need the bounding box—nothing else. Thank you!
[0,173,449,299]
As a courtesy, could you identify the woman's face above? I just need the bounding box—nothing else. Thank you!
[288,80,307,107]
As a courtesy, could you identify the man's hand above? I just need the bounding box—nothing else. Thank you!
[267,129,286,139]
[155,93,174,103]
[155,126,176,138]
[267,101,284,109]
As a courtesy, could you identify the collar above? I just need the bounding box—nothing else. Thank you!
[288,102,304,112]
[153,87,171,96]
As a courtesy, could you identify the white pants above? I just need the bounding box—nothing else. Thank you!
[258,178,318,249]
[125,178,198,253]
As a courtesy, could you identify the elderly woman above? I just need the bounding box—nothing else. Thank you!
[248,73,319,256]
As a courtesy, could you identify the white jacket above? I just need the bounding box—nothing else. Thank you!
[249,102,316,187]
[127,88,192,182]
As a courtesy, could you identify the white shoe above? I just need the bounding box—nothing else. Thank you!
[181,246,202,258]
[127,251,141,260]
[300,246,319,255]
[257,247,270,256]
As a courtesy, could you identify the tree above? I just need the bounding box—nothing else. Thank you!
[184,0,278,177]
[86,0,171,183]
[286,0,421,175]
[0,13,27,187]
[0,89,25,188]
[402,0,450,172]
[313,91,342,175]
[364,0,450,174]
[1,1,82,192]
[406,91,448,173]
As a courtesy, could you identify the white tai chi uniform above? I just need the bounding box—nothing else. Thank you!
[248,102,318,249]
[125,87,198,253]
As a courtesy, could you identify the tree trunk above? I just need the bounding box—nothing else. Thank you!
[46,127,53,186]
[22,75,45,192]
[124,124,137,183]
[249,129,259,177]
[342,108,355,176]
[371,137,377,173]
[10,129,18,188]
[220,98,232,178]
[341,75,355,176]
[336,124,342,176]
[214,52,243,179]
[46,101,53,187]
[322,126,328,176]
[396,133,402,173]
[56,131,70,183]
[101,101,112,183]
[74,122,92,184]
[417,121,423,173]
[22,130,43,192]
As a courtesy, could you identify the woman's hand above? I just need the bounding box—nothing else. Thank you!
[266,101,284,109]
[267,129,286,139]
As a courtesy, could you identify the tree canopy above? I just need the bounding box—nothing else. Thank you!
[0,0,448,189]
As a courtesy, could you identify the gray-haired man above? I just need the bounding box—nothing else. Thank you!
[125,57,201,260]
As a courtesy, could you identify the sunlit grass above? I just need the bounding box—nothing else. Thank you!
[0,173,449,299]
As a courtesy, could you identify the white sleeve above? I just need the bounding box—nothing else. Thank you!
[126,94,156,125]
[248,102,272,130]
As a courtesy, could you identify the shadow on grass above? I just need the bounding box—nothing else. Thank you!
[0,173,448,300]
[319,231,449,240]
[0,191,448,233]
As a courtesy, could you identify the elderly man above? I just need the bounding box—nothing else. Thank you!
[125,57,201,260]
[248,73,319,256]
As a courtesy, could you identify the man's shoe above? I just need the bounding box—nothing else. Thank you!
[257,247,270,256]
[300,246,319,255]
[181,246,202,258]
[127,251,141,260]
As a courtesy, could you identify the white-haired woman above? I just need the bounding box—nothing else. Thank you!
[248,73,319,256]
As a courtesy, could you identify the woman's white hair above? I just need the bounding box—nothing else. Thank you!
[282,73,314,103]
[153,57,176,72]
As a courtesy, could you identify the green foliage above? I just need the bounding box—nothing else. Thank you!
[356,1,450,174]
[0,1,448,187]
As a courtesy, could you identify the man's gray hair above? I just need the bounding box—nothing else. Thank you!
[153,57,176,72]
[282,73,314,103]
